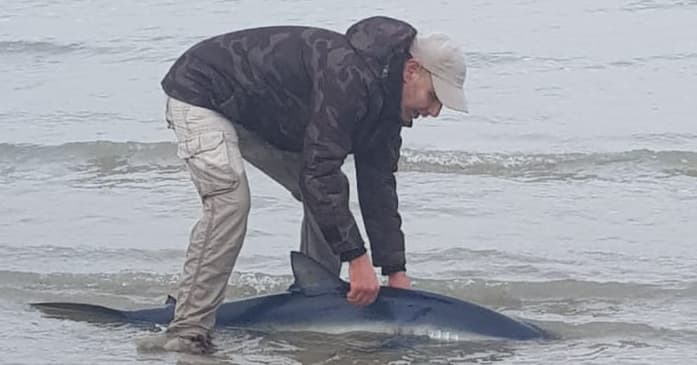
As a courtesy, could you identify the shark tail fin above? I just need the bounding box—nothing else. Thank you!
[31,302,128,323]
[290,251,349,296]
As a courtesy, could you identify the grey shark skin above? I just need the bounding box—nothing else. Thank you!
[31,252,547,341]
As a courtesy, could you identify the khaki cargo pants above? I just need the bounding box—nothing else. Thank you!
[165,97,340,338]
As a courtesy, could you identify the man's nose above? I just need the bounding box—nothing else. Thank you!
[428,102,442,117]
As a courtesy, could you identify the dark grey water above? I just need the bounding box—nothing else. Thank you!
[1,0,696,364]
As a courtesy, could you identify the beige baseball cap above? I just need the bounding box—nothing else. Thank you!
[410,33,468,112]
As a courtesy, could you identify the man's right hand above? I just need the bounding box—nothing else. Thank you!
[347,253,379,306]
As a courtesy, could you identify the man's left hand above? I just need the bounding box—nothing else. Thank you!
[387,271,411,289]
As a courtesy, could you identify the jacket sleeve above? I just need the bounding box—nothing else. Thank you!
[299,51,370,262]
[354,131,406,275]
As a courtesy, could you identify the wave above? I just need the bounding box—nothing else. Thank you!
[4,268,695,306]
[2,141,696,181]
[466,50,697,73]
[399,148,697,180]
[0,39,134,62]
[0,269,292,308]
[0,141,175,162]
[535,319,697,341]
[1,243,694,307]
[623,0,697,12]
[0,40,87,55]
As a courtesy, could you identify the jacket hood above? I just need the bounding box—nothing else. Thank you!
[346,16,417,78]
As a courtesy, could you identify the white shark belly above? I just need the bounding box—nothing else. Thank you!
[266,321,489,342]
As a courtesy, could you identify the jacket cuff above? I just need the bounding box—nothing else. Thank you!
[381,264,406,276]
[340,247,367,262]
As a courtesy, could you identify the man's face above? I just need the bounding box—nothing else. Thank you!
[400,59,443,125]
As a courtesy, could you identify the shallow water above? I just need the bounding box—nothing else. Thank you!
[1,0,696,364]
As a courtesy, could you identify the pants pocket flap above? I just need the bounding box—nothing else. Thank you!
[177,131,225,159]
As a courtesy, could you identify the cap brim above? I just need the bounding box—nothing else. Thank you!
[432,75,468,113]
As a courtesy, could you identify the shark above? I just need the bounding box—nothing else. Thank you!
[31,251,548,341]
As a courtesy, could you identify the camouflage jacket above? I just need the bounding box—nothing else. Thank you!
[161,16,416,274]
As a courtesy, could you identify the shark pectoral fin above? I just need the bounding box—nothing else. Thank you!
[289,251,349,296]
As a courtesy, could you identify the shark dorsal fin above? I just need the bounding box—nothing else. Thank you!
[289,251,349,296]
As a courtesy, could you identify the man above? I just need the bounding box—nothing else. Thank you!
[148,16,467,353]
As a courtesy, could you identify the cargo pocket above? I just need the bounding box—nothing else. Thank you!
[177,131,241,198]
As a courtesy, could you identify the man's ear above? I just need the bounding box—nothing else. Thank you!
[403,58,421,82]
